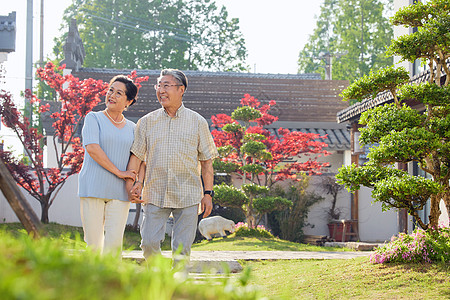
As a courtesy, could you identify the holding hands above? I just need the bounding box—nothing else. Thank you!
[128,180,144,203]
[125,155,146,204]
[118,169,143,203]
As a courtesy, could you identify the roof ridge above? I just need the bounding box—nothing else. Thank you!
[78,67,323,80]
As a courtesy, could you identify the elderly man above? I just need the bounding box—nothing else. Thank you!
[126,69,218,259]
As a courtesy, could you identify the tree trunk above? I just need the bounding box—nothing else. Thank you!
[245,202,256,228]
[246,215,256,229]
[40,201,50,224]
[429,194,441,230]
[0,159,43,237]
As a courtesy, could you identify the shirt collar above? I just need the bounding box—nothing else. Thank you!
[163,103,185,118]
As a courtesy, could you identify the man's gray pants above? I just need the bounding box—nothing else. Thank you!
[140,203,198,259]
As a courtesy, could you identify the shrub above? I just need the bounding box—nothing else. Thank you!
[0,230,264,299]
[234,222,274,238]
[213,205,246,224]
[370,227,450,264]
[268,180,324,243]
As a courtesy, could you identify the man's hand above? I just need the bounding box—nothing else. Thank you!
[128,182,144,203]
[200,194,213,218]
[126,154,145,203]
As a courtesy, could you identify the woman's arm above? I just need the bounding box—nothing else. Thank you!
[85,143,136,180]
[131,161,146,203]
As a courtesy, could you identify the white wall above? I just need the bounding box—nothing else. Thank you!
[358,187,408,242]
[303,175,351,237]
[304,181,414,242]
[0,173,141,227]
[1,174,82,226]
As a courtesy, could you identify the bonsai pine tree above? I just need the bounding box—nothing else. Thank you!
[336,0,450,230]
[211,94,330,227]
[0,62,148,223]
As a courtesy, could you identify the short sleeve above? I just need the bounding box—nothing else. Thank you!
[82,112,100,147]
[131,117,147,161]
[198,117,219,161]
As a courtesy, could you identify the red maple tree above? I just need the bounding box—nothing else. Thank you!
[211,94,331,187]
[0,62,148,223]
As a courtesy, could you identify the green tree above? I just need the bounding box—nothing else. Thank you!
[212,104,292,228]
[298,0,393,85]
[54,0,248,72]
[336,0,450,230]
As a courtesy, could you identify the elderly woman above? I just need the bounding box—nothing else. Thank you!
[78,75,141,254]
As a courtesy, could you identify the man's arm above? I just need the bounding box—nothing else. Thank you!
[126,154,145,203]
[200,159,214,218]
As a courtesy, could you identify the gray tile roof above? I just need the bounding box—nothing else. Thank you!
[0,12,16,53]
[264,121,351,150]
[0,12,15,32]
[74,68,348,123]
[212,121,350,151]
[79,67,322,80]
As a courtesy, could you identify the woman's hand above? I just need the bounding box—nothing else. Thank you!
[117,169,137,180]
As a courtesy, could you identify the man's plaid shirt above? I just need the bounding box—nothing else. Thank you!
[131,104,218,208]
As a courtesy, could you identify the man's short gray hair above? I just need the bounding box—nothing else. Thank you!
[159,69,188,90]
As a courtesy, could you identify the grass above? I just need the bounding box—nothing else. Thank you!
[0,230,263,300]
[242,258,450,299]
[0,222,155,251]
[2,222,449,299]
[192,234,350,252]
[0,222,350,252]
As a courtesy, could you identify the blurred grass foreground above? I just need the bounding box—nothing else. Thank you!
[0,229,264,300]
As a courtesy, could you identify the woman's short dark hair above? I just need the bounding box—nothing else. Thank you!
[109,75,138,106]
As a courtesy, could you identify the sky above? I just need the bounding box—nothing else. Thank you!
[214,0,322,74]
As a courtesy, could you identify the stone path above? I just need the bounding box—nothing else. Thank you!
[123,250,373,273]
[124,249,373,261]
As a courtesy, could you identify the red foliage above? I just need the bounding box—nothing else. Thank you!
[0,62,149,222]
[211,113,235,128]
[211,94,330,186]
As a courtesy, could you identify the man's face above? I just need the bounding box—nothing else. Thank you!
[155,75,185,111]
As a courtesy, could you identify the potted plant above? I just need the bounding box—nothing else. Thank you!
[321,176,352,242]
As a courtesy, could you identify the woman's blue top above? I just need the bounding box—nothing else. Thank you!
[78,111,135,201]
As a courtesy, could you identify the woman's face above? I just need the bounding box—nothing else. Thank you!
[105,81,132,112]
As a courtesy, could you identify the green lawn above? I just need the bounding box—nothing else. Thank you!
[192,235,350,252]
[242,258,450,299]
[0,223,349,252]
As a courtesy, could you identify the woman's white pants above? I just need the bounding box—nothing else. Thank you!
[80,197,130,255]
